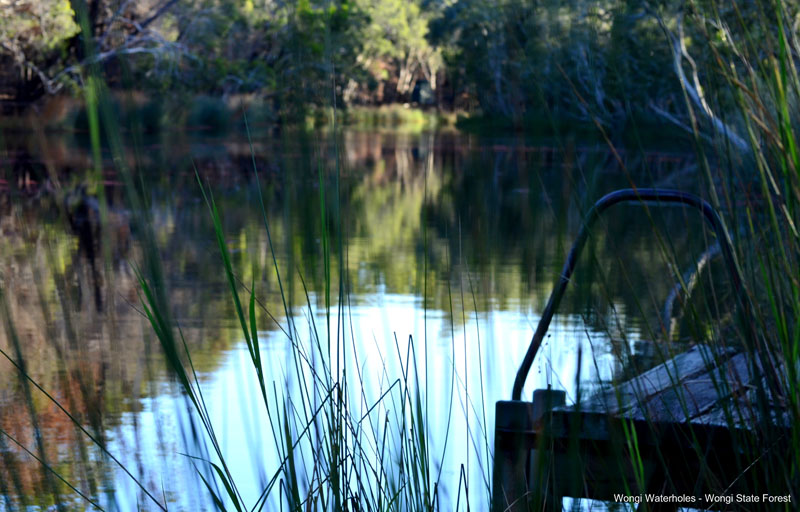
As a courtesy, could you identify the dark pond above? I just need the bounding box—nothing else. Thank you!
[0,124,727,510]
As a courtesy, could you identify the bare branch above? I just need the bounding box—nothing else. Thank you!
[0,40,65,94]
[652,10,750,152]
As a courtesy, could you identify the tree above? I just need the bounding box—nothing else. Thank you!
[430,0,681,125]
[352,0,442,102]
[0,0,80,100]
[0,0,186,102]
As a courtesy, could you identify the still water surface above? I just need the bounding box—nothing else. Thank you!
[0,127,712,509]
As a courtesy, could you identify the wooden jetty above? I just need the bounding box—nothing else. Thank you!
[492,344,792,511]
[492,189,793,511]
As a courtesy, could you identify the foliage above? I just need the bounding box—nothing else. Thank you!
[1,0,797,138]
[0,0,79,97]
[429,0,679,126]
[0,0,78,54]
[352,0,442,102]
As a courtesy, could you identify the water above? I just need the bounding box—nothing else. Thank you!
[0,126,716,510]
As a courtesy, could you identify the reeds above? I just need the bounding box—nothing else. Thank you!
[1,1,799,510]
[522,1,800,508]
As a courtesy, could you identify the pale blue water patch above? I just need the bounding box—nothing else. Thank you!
[100,292,635,510]
[101,394,208,510]
[0,126,705,511]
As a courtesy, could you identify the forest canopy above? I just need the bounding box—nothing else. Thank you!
[1,0,798,131]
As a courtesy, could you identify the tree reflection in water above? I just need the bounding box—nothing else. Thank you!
[0,127,723,509]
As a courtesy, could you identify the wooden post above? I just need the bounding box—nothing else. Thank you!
[493,389,566,512]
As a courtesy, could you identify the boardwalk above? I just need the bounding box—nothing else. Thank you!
[493,189,792,511]
[492,345,791,511]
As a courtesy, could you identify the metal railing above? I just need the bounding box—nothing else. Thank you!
[511,188,748,401]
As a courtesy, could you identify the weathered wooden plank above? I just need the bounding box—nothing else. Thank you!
[570,344,737,415]
[628,351,752,422]
[511,344,793,509]
[547,344,789,432]
[694,397,791,429]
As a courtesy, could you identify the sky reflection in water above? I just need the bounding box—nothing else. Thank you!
[0,128,708,510]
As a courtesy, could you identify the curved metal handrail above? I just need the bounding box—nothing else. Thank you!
[511,188,748,401]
